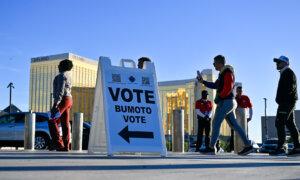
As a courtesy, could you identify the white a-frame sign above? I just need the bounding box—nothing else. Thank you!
[88,57,167,156]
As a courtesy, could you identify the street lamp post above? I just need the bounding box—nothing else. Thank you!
[7,82,15,114]
[263,98,268,141]
[50,93,53,111]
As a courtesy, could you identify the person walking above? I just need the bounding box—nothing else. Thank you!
[229,86,253,153]
[48,59,73,151]
[195,90,213,152]
[197,55,254,155]
[270,55,300,156]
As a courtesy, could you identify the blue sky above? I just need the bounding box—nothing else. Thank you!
[1,0,300,142]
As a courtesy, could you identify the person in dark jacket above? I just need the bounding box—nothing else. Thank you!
[270,55,300,156]
[48,59,73,151]
[197,55,254,155]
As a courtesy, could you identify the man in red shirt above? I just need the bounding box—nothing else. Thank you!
[235,86,253,122]
[229,86,253,152]
[195,90,213,152]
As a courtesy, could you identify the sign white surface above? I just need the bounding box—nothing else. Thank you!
[89,57,166,156]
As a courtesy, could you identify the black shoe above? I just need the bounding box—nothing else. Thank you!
[201,147,215,155]
[199,148,205,153]
[48,144,57,151]
[238,146,254,156]
[56,147,69,152]
[269,148,286,156]
[287,147,300,156]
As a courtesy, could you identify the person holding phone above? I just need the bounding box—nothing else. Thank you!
[197,55,254,155]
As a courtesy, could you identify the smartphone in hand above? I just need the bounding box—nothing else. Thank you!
[197,70,202,81]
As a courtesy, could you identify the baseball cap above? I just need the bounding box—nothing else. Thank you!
[273,55,289,64]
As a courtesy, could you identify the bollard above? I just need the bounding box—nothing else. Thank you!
[72,113,83,151]
[24,113,36,150]
[172,109,184,153]
[234,108,247,154]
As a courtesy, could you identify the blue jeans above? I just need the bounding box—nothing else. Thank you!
[210,99,250,148]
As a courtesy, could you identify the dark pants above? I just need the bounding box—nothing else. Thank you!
[275,104,300,149]
[48,96,72,150]
[196,117,211,150]
[229,129,234,152]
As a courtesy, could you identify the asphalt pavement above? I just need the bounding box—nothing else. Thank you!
[0,150,299,180]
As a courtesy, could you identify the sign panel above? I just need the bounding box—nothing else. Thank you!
[89,57,166,156]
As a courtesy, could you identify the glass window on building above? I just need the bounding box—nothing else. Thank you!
[164,88,190,135]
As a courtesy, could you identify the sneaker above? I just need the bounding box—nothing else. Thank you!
[48,144,57,151]
[287,147,300,156]
[199,148,205,153]
[238,145,254,156]
[201,147,216,155]
[56,147,69,152]
[269,148,286,156]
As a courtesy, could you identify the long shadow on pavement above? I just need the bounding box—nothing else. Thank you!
[1,162,300,171]
[0,152,298,161]
[0,152,299,161]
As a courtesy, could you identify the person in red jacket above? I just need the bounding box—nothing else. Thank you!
[229,86,253,152]
[197,55,254,155]
[195,90,213,152]
[236,86,253,133]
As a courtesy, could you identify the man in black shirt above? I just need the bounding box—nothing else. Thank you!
[271,55,300,156]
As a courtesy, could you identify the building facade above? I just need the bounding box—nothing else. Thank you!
[158,69,231,136]
[29,53,98,121]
